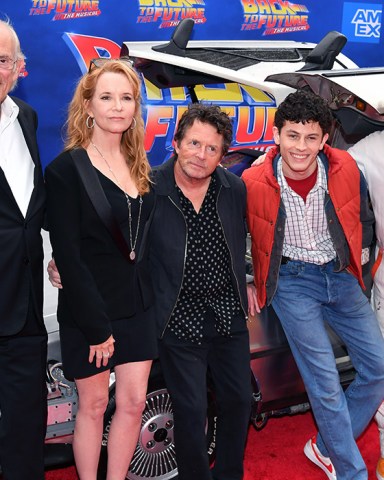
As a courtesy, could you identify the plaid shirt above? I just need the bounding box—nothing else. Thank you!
[277,156,337,265]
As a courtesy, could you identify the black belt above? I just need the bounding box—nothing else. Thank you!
[281,256,291,265]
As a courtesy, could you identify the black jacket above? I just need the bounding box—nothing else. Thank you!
[45,149,155,345]
[150,157,248,337]
[0,97,46,336]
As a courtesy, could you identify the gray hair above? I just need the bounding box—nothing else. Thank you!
[0,18,24,59]
[0,17,25,91]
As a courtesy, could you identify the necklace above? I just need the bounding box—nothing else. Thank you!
[90,141,142,261]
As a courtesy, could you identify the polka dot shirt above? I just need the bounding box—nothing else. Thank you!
[169,175,242,344]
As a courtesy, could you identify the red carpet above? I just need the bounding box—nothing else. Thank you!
[46,411,379,479]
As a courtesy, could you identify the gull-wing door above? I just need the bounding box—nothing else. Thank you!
[266,69,384,145]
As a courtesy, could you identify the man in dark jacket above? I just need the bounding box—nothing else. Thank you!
[0,19,47,480]
[243,90,384,480]
[150,104,252,480]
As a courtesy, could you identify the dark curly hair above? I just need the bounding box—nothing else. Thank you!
[274,89,333,136]
[174,103,233,155]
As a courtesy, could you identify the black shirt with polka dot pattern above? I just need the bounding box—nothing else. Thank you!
[169,175,242,344]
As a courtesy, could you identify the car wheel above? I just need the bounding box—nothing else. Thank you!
[101,381,217,480]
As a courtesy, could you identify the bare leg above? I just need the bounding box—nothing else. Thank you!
[106,360,152,480]
[73,371,110,480]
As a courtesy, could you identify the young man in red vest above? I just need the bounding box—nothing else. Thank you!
[243,89,384,480]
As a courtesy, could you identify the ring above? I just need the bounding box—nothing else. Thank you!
[102,352,110,357]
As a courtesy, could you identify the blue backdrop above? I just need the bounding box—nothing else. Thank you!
[1,0,383,167]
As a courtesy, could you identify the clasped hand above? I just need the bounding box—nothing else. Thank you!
[89,335,115,368]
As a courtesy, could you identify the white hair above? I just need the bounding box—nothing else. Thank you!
[0,17,25,92]
[0,17,25,60]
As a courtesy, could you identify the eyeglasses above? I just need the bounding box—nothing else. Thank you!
[0,56,17,71]
[88,56,134,73]
[185,139,221,157]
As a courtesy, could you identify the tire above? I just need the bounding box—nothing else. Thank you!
[101,379,217,480]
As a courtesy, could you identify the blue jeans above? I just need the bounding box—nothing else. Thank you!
[272,260,384,480]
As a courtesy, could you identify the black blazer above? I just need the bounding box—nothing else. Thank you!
[45,149,155,345]
[0,97,46,336]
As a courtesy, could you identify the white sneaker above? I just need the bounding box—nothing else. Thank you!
[304,436,337,480]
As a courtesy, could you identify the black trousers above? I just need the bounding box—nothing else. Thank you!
[159,311,252,480]
[0,301,47,480]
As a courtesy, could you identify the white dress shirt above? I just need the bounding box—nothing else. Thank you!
[0,96,34,217]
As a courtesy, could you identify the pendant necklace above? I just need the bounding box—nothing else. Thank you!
[90,141,142,261]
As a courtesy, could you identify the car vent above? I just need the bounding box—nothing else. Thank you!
[184,48,310,70]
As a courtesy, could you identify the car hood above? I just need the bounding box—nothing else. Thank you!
[124,36,356,107]
[126,40,302,103]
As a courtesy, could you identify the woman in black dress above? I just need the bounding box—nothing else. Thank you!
[45,59,157,480]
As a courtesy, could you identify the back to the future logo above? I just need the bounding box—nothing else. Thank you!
[137,0,207,28]
[239,0,310,35]
[342,2,382,43]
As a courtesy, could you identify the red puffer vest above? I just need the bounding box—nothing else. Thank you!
[242,144,364,309]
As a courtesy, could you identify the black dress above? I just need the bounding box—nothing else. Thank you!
[45,149,157,380]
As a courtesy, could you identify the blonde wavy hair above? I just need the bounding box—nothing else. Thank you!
[65,59,151,194]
